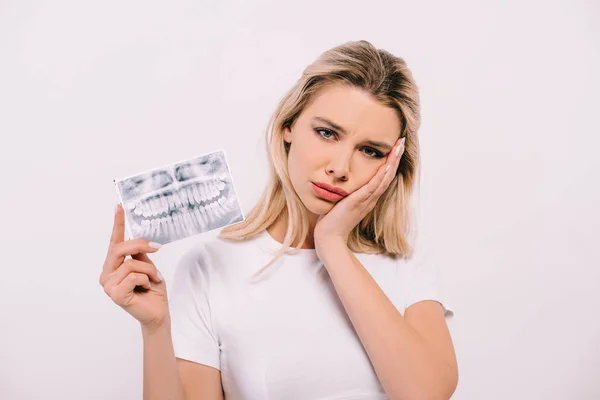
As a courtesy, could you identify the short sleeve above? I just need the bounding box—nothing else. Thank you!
[168,244,221,370]
[400,239,454,318]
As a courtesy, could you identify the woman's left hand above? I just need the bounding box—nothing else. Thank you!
[314,137,406,253]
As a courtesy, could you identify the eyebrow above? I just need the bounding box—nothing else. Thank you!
[312,116,393,151]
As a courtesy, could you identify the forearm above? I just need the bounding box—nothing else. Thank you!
[141,320,186,400]
[321,243,455,400]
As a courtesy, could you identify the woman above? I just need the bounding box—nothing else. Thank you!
[99,40,458,400]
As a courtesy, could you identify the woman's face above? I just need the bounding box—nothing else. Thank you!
[283,84,401,217]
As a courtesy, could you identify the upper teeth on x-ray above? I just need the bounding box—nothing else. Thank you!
[113,149,245,245]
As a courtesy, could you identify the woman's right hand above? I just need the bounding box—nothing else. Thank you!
[99,204,170,331]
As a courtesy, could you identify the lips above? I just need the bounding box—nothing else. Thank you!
[312,182,349,197]
[311,181,349,202]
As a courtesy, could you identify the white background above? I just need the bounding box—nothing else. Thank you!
[1,0,598,399]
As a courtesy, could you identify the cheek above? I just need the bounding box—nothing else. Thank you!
[354,165,380,187]
[288,138,316,169]
[286,148,303,183]
[294,133,317,154]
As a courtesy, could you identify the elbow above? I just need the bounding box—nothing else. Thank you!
[390,366,459,400]
[437,378,458,400]
[391,384,457,400]
[433,366,460,400]
[433,362,459,400]
[432,354,459,399]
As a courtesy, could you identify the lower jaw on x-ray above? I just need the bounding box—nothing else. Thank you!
[113,149,245,245]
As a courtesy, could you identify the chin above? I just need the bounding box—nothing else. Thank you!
[301,193,335,215]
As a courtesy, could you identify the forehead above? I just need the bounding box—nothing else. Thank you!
[301,84,401,139]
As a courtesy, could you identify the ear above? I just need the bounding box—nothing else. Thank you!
[283,126,292,143]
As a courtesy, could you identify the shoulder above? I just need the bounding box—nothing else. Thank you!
[174,232,267,279]
[396,233,454,317]
[202,232,266,264]
[393,230,432,275]
[353,232,428,279]
[179,232,253,260]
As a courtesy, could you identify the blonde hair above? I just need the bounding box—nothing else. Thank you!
[218,40,422,277]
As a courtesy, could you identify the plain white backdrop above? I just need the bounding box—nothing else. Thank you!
[1,0,598,398]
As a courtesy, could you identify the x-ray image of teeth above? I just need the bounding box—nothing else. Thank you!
[113,149,245,245]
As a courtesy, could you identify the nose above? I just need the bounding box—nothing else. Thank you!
[325,152,350,182]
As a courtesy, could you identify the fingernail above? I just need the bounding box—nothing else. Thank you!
[157,270,164,282]
[396,138,406,157]
[385,165,390,173]
[115,204,119,214]
[149,242,162,249]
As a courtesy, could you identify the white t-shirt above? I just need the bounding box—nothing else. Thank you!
[168,229,453,400]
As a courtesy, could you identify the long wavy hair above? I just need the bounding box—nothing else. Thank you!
[218,40,422,277]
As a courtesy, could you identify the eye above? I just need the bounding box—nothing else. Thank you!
[315,128,384,159]
[361,148,384,159]
[315,128,336,140]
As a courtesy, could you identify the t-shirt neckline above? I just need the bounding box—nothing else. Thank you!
[257,229,318,256]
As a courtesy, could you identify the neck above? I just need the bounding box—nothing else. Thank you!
[266,207,320,249]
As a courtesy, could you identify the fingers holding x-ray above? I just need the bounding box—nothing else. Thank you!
[113,149,245,245]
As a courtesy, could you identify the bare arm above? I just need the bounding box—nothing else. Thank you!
[141,319,224,400]
[319,241,458,400]
[142,320,186,400]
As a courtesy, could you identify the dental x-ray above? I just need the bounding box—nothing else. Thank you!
[113,149,245,245]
